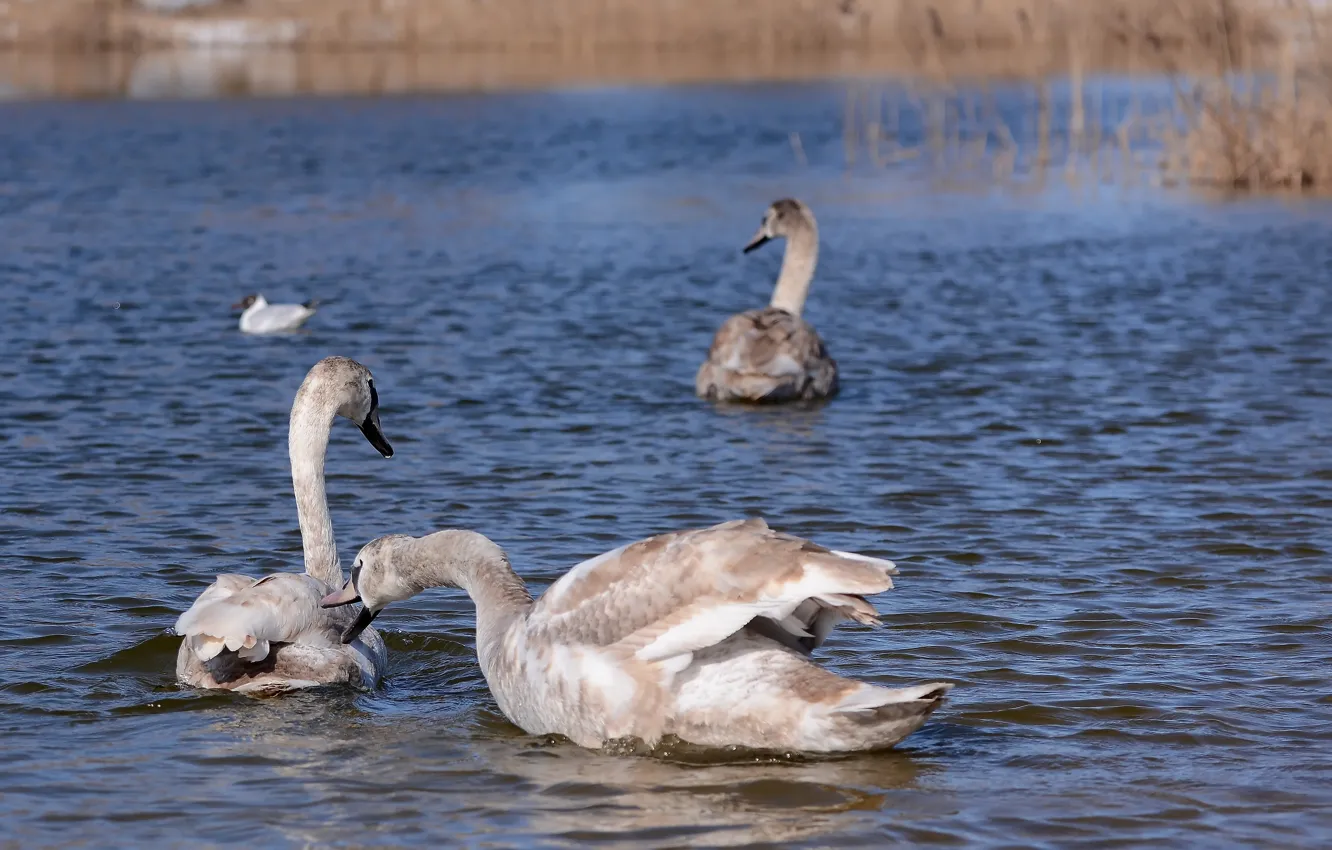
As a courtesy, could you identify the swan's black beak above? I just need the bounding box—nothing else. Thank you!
[359,409,393,458]
[340,607,380,645]
[743,232,771,254]
[322,576,379,645]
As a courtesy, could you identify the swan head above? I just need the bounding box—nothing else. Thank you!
[320,534,419,644]
[338,370,393,459]
[743,198,816,254]
[321,531,510,644]
[298,356,394,458]
[231,293,266,310]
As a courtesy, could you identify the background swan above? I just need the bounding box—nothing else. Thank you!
[174,356,393,693]
[323,518,952,752]
[233,293,318,334]
[696,198,839,403]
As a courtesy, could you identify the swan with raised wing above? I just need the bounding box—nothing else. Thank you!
[174,356,393,693]
[696,198,839,403]
[323,519,951,752]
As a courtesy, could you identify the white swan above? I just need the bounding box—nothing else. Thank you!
[696,199,839,403]
[323,518,952,752]
[174,356,393,693]
[233,293,318,334]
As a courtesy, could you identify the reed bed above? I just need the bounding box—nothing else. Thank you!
[833,79,1163,192]
[834,73,1332,195]
[0,0,1284,63]
[824,3,1332,194]
[1164,28,1332,191]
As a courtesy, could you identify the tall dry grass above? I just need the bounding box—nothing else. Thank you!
[825,2,1332,194]
[1160,6,1332,192]
[0,0,1284,65]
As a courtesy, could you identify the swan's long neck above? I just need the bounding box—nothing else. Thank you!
[403,531,534,678]
[465,556,533,676]
[769,223,819,317]
[289,386,341,588]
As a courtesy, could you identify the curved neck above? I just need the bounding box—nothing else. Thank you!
[463,554,534,673]
[769,225,819,316]
[289,388,341,588]
[400,532,533,674]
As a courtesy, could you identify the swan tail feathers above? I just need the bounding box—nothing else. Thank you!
[833,682,953,714]
[176,598,284,664]
[188,634,227,662]
[800,681,953,751]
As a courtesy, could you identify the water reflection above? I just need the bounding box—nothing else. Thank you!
[0,47,926,101]
[128,49,300,99]
[199,697,934,847]
[0,42,1281,103]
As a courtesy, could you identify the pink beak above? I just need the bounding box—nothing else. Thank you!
[321,582,360,608]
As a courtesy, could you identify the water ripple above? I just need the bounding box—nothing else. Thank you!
[0,85,1330,847]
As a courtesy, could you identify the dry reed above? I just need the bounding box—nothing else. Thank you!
[1159,6,1332,192]
[0,0,1283,66]
[827,3,1332,194]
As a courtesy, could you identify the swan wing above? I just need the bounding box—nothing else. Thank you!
[175,573,337,663]
[530,518,896,666]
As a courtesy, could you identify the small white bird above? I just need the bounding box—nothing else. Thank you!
[232,293,318,334]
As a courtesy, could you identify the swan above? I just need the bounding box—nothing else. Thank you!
[174,356,394,694]
[322,518,952,752]
[233,293,318,334]
[696,199,839,403]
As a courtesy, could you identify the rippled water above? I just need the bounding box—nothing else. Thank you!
[2,83,1331,847]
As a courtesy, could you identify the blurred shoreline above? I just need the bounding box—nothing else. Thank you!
[0,0,1292,55]
[2,1,1318,101]
[3,2,1327,196]
[0,44,1272,102]
[2,1,1319,100]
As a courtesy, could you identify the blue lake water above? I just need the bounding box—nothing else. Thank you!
[1,81,1330,847]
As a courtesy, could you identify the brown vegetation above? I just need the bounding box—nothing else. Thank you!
[828,3,1332,195]
[836,66,1332,197]
[1165,14,1332,192]
[2,1,1329,194]
[0,0,1284,68]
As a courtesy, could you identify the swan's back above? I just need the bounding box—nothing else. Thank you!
[490,518,946,751]
[175,573,384,693]
[696,307,838,403]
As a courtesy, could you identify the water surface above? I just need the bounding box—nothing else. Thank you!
[1,83,1330,847]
